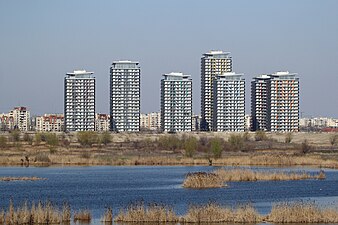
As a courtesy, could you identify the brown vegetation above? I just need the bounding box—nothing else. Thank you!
[183,203,261,223]
[183,172,225,189]
[214,168,325,182]
[101,207,113,222]
[183,168,325,188]
[3,200,70,225]
[73,210,91,222]
[1,132,338,168]
[267,201,338,223]
[0,176,47,182]
[115,202,179,223]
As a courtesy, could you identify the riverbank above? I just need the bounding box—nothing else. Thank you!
[1,132,338,168]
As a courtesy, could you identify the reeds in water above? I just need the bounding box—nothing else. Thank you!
[267,201,338,223]
[182,172,225,189]
[182,203,261,223]
[73,210,91,222]
[101,207,113,222]
[183,168,326,188]
[2,200,70,225]
[0,176,47,182]
[115,202,178,223]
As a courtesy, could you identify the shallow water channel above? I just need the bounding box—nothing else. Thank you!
[0,166,338,225]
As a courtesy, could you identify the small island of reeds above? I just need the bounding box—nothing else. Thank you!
[0,176,47,182]
[183,168,325,189]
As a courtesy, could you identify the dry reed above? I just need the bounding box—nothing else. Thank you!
[101,207,113,222]
[73,210,91,222]
[182,203,261,223]
[115,202,179,223]
[2,200,70,225]
[267,201,338,223]
[183,168,325,188]
[214,168,325,182]
[0,176,47,182]
[183,172,225,189]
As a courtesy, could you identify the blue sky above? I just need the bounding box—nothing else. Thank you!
[1,0,338,117]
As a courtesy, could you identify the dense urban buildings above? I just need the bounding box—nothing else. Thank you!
[213,72,245,132]
[201,50,232,131]
[140,112,161,131]
[95,113,110,131]
[35,114,64,132]
[64,70,96,131]
[110,60,140,132]
[251,71,299,132]
[161,72,192,132]
[0,106,30,131]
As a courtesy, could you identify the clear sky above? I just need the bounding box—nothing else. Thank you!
[1,0,338,117]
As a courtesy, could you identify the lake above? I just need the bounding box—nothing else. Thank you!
[0,166,338,224]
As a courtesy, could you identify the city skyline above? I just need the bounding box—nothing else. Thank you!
[1,1,338,117]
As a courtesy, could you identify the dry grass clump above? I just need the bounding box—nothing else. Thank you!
[182,172,225,189]
[214,168,325,182]
[73,209,91,222]
[3,200,70,225]
[0,210,4,224]
[101,207,113,222]
[115,202,178,223]
[0,176,47,182]
[182,203,261,223]
[267,201,338,223]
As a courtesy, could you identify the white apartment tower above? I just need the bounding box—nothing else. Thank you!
[251,74,270,131]
[267,71,299,132]
[64,70,95,131]
[201,50,232,131]
[213,72,245,132]
[161,72,192,132]
[110,61,140,132]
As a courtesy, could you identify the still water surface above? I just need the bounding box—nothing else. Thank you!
[0,166,338,224]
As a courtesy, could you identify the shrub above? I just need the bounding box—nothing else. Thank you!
[77,131,98,147]
[255,130,267,141]
[329,134,338,147]
[34,133,42,145]
[23,133,33,144]
[10,130,20,142]
[45,133,59,147]
[210,138,223,159]
[184,137,198,157]
[158,135,181,151]
[100,132,112,145]
[228,134,244,151]
[285,133,293,143]
[0,136,7,149]
[301,139,311,154]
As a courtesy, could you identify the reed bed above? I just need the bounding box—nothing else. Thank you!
[183,168,325,189]
[0,177,47,182]
[101,207,113,222]
[183,172,225,189]
[214,168,325,182]
[73,210,91,222]
[267,201,338,223]
[3,200,70,225]
[182,203,261,223]
[115,202,179,223]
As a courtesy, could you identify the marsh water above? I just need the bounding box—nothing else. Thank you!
[1,166,338,225]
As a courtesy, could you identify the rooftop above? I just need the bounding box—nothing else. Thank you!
[66,70,94,75]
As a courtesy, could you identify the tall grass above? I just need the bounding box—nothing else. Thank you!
[115,202,178,222]
[183,168,325,188]
[214,168,325,182]
[183,172,225,189]
[73,210,91,222]
[267,201,338,223]
[2,200,70,225]
[101,207,113,222]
